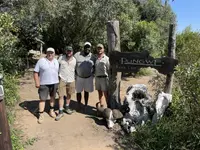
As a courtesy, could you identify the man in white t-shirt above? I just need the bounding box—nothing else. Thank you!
[34,47,59,124]
[55,46,76,121]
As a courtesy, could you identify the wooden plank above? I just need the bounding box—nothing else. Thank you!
[109,51,178,74]
[107,20,122,109]
[0,100,12,150]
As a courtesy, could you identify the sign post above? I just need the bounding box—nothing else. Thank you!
[0,74,12,150]
[164,24,176,94]
[107,21,178,109]
[107,20,122,109]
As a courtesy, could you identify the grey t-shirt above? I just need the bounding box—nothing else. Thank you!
[95,54,110,77]
[74,51,96,78]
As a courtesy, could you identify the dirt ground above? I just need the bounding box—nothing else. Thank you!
[15,69,154,150]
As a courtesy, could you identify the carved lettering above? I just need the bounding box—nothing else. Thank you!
[120,57,160,66]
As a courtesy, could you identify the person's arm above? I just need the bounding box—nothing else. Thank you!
[106,57,110,76]
[57,54,63,64]
[92,54,96,75]
[33,60,40,88]
[34,72,40,88]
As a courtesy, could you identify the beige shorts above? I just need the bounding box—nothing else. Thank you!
[58,80,75,97]
[75,76,94,93]
[95,77,109,92]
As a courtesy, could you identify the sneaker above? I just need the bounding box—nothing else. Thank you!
[38,113,44,124]
[64,107,73,114]
[55,112,64,121]
[49,110,56,118]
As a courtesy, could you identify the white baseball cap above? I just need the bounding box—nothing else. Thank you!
[84,42,91,47]
[46,47,55,53]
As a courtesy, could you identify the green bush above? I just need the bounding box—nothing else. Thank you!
[0,12,27,74]
[135,68,154,77]
[11,129,24,150]
[4,74,20,107]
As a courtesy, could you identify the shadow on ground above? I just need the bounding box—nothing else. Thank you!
[86,116,107,127]
[19,99,98,119]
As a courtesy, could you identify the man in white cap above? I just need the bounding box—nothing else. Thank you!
[34,47,59,124]
[74,42,96,112]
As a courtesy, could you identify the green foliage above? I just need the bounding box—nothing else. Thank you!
[131,21,161,56]
[0,12,27,74]
[135,68,154,77]
[4,73,20,107]
[11,129,24,150]
[176,27,200,66]
[25,137,38,146]
[7,0,174,56]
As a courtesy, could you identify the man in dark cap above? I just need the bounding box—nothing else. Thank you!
[56,46,76,121]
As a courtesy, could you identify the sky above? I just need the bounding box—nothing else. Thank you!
[169,0,200,32]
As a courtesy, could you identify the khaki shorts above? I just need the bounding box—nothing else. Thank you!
[58,80,75,97]
[95,77,109,92]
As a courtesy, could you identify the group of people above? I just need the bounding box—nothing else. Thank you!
[33,42,110,124]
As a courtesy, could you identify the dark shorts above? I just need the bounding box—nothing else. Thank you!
[38,84,58,100]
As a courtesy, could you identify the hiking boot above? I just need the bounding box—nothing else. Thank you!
[55,112,64,121]
[49,110,56,118]
[38,113,44,124]
[64,107,73,114]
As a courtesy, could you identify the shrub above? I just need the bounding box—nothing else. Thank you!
[135,67,154,77]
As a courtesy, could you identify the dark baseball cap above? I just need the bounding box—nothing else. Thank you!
[65,46,73,51]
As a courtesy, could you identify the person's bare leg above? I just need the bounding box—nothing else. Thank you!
[103,91,109,108]
[66,94,71,106]
[82,91,89,113]
[38,100,45,124]
[65,93,73,114]
[55,95,65,121]
[84,91,89,106]
[49,95,56,118]
[39,100,45,112]
[76,93,82,111]
[59,96,64,110]
[98,90,104,106]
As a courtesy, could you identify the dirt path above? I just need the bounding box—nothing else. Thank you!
[15,70,153,150]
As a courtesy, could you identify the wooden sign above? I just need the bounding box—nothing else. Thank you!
[109,51,178,75]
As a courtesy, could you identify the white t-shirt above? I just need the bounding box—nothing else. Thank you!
[34,57,59,85]
[58,55,76,83]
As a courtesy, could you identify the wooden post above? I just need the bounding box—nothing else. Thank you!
[40,43,43,56]
[164,24,176,94]
[0,100,12,150]
[107,20,122,109]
